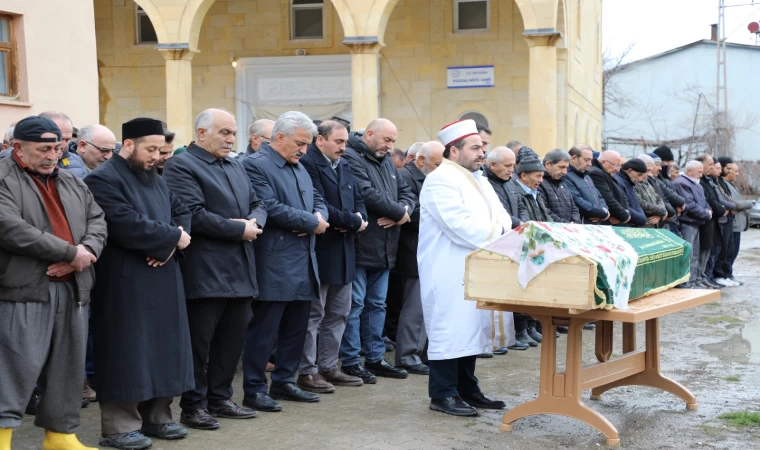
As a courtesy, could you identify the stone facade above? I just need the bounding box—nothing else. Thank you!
[94,0,602,153]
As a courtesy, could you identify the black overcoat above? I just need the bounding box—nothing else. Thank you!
[300,144,366,285]
[84,155,194,403]
[393,162,425,277]
[163,143,268,299]
[242,144,328,301]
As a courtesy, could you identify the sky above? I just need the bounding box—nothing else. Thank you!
[603,0,760,63]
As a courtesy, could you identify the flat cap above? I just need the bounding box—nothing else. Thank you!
[13,116,62,143]
[622,158,648,173]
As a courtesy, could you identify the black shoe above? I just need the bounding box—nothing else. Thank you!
[461,391,506,409]
[557,326,569,334]
[583,322,596,331]
[527,326,542,343]
[341,363,377,384]
[475,353,494,358]
[100,431,153,450]
[398,363,429,375]
[705,279,723,289]
[365,359,408,379]
[429,397,478,417]
[141,422,189,440]
[383,336,396,352]
[25,389,39,416]
[81,398,89,409]
[515,330,538,347]
[492,346,509,355]
[242,392,281,412]
[208,399,257,419]
[270,382,320,403]
[180,409,220,430]
[507,340,529,350]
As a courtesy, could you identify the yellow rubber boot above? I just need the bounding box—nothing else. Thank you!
[42,431,97,450]
[0,428,11,450]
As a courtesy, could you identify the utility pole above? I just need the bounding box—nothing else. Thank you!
[716,0,728,157]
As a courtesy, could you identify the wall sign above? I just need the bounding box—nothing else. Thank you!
[447,65,495,89]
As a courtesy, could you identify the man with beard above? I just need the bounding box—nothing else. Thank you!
[163,109,266,430]
[419,119,511,417]
[340,119,416,382]
[392,141,445,375]
[75,125,116,176]
[297,120,368,393]
[241,111,329,411]
[0,116,107,450]
[84,118,194,450]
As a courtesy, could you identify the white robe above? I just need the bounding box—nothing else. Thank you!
[418,159,512,360]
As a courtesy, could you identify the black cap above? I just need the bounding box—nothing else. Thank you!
[13,116,62,143]
[653,145,674,162]
[516,156,544,174]
[717,156,733,167]
[122,118,165,142]
[622,158,648,174]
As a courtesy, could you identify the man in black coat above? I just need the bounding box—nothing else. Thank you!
[340,119,417,381]
[483,146,529,228]
[85,118,194,450]
[587,150,631,225]
[564,144,610,224]
[393,141,445,374]
[695,154,728,289]
[297,121,368,392]
[163,109,267,430]
[241,112,329,412]
[538,149,581,224]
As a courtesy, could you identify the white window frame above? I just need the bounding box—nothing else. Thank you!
[135,5,158,45]
[290,0,325,40]
[454,0,491,34]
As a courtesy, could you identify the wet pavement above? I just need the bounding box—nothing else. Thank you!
[12,231,760,449]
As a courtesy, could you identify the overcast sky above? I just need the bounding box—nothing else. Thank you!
[603,0,760,63]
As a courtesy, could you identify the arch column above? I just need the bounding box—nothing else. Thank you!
[524,30,562,154]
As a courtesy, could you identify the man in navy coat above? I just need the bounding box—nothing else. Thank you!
[297,120,368,393]
[241,111,329,412]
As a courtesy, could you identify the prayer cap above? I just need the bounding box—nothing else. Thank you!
[622,158,647,173]
[438,120,479,147]
[13,116,62,143]
[653,145,674,162]
[647,152,661,163]
[717,156,733,167]
[122,118,165,142]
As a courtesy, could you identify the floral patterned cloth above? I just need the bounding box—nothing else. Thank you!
[483,222,638,309]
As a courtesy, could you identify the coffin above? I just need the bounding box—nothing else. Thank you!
[464,223,691,311]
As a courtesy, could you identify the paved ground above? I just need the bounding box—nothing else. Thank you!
[12,231,760,449]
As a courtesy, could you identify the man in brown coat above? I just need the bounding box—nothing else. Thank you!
[0,116,107,450]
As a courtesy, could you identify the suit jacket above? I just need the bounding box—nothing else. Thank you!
[163,143,268,299]
[243,143,328,301]
[563,165,609,223]
[300,144,366,285]
[587,158,631,224]
[482,166,528,228]
[394,162,426,277]
[614,171,647,226]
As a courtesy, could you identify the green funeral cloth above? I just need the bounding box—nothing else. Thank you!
[612,227,692,301]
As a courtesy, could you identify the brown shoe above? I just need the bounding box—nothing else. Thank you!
[321,367,364,387]
[83,380,97,402]
[296,373,336,393]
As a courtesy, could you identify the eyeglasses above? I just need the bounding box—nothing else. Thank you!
[257,135,271,142]
[602,160,621,170]
[85,141,116,155]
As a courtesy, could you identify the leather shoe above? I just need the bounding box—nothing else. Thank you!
[508,340,529,350]
[321,367,363,386]
[242,392,281,412]
[365,359,408,379]
[461,391,506,409]
[398,363,429,375]
[557,326,569,334]
[341,364,377,384]
[270,382,320,403]
[180,409,220,430]
[429,397,478,417]
[515,330,538,347]
[141,422,189,440]
[493,346,509,355]
[583,322,596,330]
[297,373,336,393]
[475,352,493,358]
[208,399,257,419]
[527,326,542,343]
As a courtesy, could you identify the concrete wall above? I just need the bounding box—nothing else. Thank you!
[0,0,99,131]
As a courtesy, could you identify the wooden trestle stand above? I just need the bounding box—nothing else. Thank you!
[476,288,720,447]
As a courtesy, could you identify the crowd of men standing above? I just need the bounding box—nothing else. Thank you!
[0,108,752,450]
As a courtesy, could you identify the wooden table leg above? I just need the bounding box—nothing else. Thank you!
[590,318,698,409]
[501,316,620,446]
[594,320,614,363]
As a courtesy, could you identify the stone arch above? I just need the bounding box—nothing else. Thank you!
[132,0,217,49]
[514,0,560,31]
[132,0,168,43]
[459,111,490,128]
[331,0,400,45]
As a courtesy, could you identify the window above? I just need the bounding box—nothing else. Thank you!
[455,0,490,33]
[0,15,16,96]
[291,0,324,40]
[136,6,158,45]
